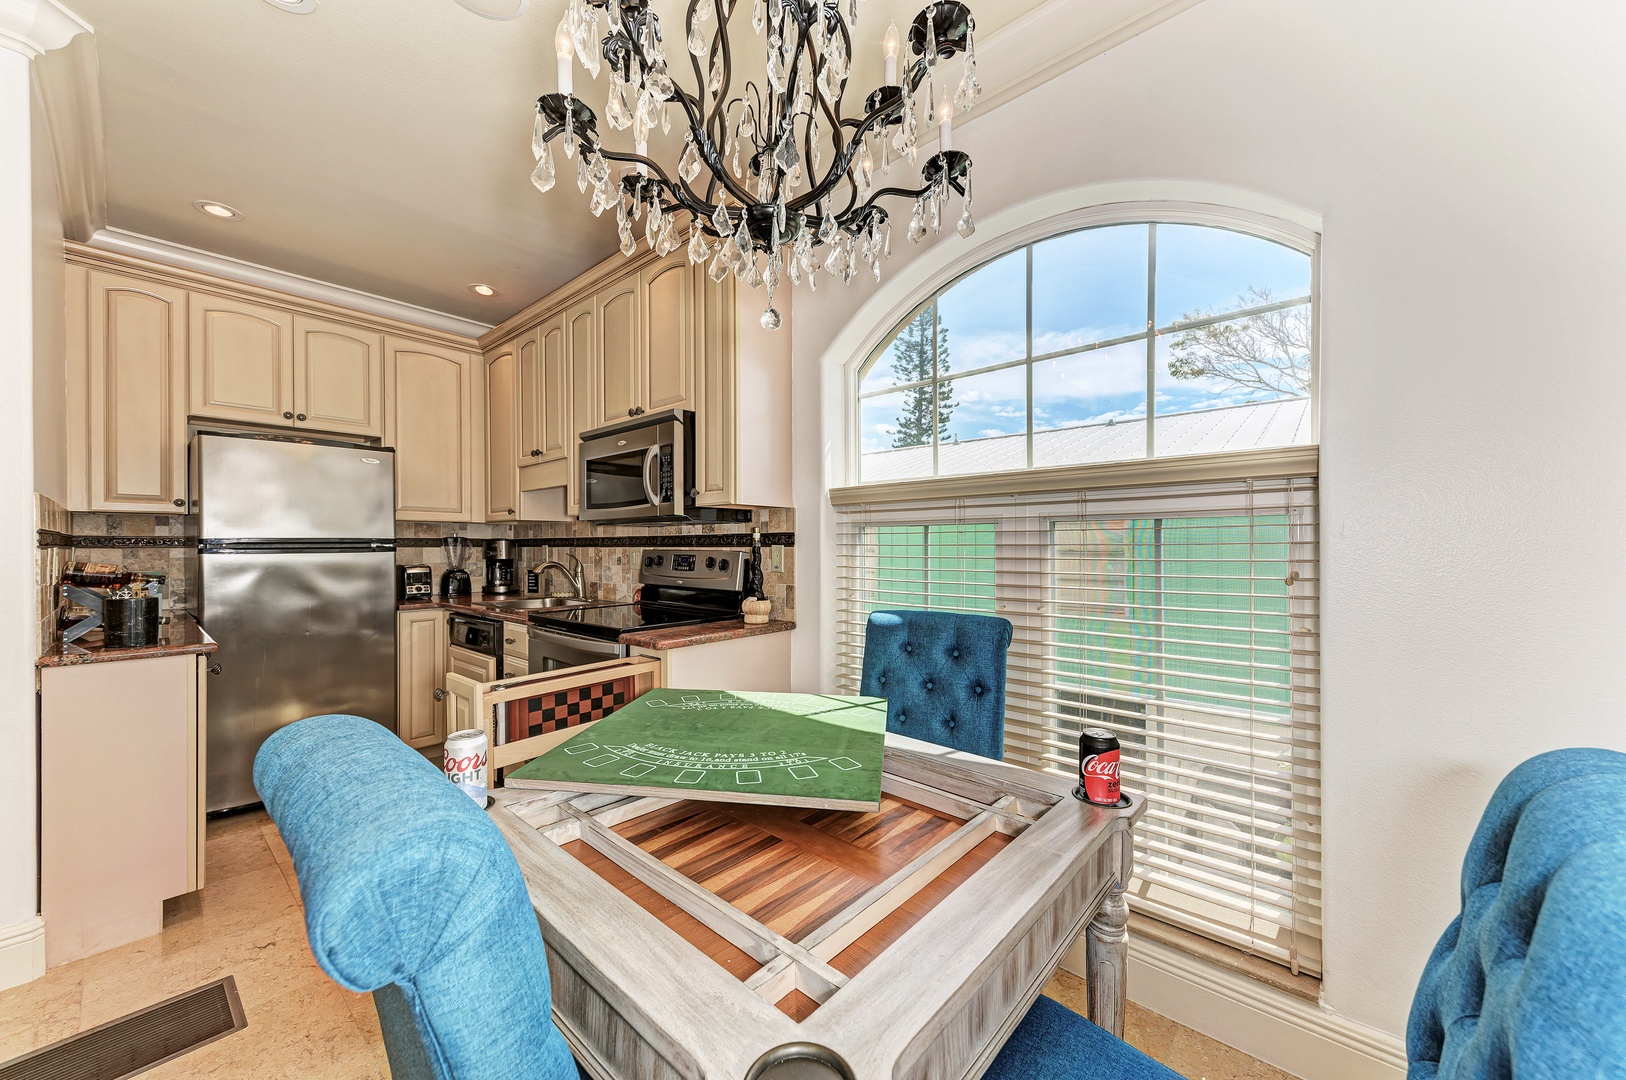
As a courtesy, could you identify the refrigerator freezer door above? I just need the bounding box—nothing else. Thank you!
[195,433,395,540]
[203,550,396,811]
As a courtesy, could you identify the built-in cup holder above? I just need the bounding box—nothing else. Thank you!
[744,1042,857,1080]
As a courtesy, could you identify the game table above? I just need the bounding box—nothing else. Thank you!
[479,670,1145,1080]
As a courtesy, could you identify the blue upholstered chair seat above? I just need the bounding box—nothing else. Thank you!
[859,608,1014,759]
[254,714,578,1080]
[986,995,1179,1080]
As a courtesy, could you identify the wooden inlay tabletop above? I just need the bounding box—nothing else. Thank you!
[562,792,1014,1019]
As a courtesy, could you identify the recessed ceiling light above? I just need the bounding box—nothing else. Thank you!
[468,283,498,297]
[454,0,528,19]
[260,0,319,12]
[193,200,243,221]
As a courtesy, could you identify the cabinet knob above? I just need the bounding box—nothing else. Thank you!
[627,408,636,417]
[283,411,294,419]
[433,688,447,702]
[173,498,185,508]
[296,413,307,422]
[530,449,542,457]
[209,664,222,675]
[506,509,515,515]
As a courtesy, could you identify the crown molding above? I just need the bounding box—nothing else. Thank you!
[85,228,494,340]
[32,32,103,241]
[0,0,89,59]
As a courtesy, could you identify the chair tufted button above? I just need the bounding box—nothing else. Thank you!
[972,685,984,695]
[946,719,957,730]
[878,675,887,685]
[903,643,913,654]
[924,679,935,690]
[896,711,906,724]
[951,649,961,659]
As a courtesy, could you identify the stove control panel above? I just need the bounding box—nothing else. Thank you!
[638,547,748,592]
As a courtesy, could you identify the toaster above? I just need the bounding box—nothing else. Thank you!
[398,564,434,601]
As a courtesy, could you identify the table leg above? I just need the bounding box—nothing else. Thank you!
[1085,882,1130,1039]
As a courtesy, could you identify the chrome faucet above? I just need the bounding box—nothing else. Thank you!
[531,552,585,599]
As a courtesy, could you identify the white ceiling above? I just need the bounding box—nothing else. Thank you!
[64,0,1163,324]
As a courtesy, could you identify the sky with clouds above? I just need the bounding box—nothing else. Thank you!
[861,223,1313,454]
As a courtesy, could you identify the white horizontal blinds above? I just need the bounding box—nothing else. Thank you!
[833,477,1322,975]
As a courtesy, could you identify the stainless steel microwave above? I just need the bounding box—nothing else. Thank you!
[578,409,694,522]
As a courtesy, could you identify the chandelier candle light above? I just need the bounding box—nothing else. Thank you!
[530,0,980,330]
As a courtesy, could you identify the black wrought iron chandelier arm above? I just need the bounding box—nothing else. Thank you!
[788,97,895,211]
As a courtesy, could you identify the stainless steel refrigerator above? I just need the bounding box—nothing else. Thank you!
[191,433,397,811]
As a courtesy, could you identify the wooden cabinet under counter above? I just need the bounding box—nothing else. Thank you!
[38,625,216,967]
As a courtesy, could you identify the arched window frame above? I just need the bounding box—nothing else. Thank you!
[843,200,1321,494]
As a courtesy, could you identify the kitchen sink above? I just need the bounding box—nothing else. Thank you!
[481,596,600,610]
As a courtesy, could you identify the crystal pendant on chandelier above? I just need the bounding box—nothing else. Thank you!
[527,0,980,330]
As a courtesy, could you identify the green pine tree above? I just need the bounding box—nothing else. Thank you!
[890,309,957,448]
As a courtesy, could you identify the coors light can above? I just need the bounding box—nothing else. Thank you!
[1077,728,1121,806]
[444,729,489,807]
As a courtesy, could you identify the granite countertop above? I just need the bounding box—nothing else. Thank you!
[39,613,218,668]
[398,597,794,650]
[619,618,796,651]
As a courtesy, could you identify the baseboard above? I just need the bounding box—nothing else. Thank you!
[0,916,46,991]
[1061,936,1407,1080]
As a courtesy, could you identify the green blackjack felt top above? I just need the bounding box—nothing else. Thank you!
[504,689,888,811]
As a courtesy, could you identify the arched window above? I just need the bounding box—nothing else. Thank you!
[856,221,1314,482]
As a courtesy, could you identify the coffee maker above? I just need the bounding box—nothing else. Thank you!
[483,539,518,597]
[440,536,472,599]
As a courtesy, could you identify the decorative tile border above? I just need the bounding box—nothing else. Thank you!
[36,529,72,549]
[59,535,190,549]
[394,532,795,550]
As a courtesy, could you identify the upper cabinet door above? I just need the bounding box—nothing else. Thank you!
[189,295,294,425]
[293,316,383,437]
[484,346,518,520]
[539,316,571,463]
[86,271,189,512]
[566,298,596,517]
[387,338,473,521]
[642,254,695,414]
[595,279,642,427]
[516,327,543,467]
[516,316,571,468]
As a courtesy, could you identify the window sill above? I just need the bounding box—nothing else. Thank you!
[829,444,1319,507]
[1129,913,1321,1003]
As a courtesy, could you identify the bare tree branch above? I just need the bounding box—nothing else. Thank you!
[1166,287,1311,397]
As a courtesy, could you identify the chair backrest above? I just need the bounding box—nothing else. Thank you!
[1407,747,1626,1078]
[254,714,577,1080]
[859,608,1013,759]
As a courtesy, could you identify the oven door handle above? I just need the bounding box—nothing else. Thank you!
[642,445,662,507]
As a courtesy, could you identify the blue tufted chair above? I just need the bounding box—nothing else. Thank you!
[1407,747,1626,1077]
[859,608,1013,759]
[254,714,578,1080]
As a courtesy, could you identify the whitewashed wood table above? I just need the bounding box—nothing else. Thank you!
[489,730,1145,1080]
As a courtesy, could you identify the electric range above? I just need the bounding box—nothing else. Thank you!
[527,547,750,647]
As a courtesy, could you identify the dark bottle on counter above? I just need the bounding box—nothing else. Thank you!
[747,528,766,601]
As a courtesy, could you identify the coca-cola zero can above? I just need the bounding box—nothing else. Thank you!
[444,728,489,807]
[1075,728,1121,806]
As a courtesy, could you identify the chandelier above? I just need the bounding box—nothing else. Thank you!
[529,0,981,330]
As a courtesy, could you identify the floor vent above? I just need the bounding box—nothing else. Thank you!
[0,976,246,1080]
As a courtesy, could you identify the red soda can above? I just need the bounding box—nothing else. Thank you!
[1076,728,1121,806]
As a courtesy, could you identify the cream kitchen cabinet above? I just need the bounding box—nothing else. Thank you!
[396,608,448,749]
[564,296,596,517]
[693,269,792,508]
[586,250,697,429]
[593,276,642,428]
[72,268,191,513]
[484,343,519,521]
[191,299,384,437]
[189,295,295,427]
[387,337,477,521]
[518,314,570,468]
[293,316,384,437]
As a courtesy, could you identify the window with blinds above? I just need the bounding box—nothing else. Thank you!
[833,477,1322,975]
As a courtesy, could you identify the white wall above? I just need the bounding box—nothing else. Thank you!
[32,69,66,506]
[788,0,1626,1041]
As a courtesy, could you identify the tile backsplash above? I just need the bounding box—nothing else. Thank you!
[39,507,796,653]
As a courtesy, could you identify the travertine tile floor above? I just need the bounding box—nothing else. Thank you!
[0,811,1298,1079]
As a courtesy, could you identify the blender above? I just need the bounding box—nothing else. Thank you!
[440,536,472,598]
